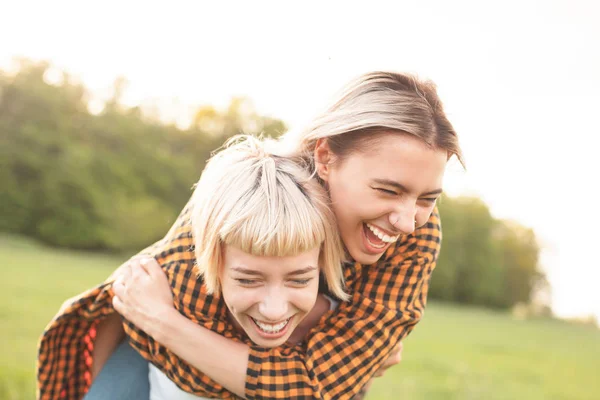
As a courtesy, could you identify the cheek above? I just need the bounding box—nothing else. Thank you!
[327,167,360,205]
[417,204,436,223]
[328,177,385,223]
[294,295,317,313]
[291,283,319,312]
[223,289,259,313]
[329,187,373,222]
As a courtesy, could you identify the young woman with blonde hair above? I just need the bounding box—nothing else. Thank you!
[38,71,463,399]
[39,134,346,399]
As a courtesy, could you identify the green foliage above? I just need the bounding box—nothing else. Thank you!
[0,60,286,251]
[431,195,544,309]
[0,59,543,309]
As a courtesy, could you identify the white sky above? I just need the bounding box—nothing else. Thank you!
[3,0,599,321]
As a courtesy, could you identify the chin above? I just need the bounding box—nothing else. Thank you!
[358,254,383,265]
[350,247,384,265]
[251,335,290,348]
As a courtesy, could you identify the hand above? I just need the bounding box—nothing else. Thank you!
[108,255,151,283]
[353,379,374,400]
[374,341,403,377]
[353,343,403,399]
[112,257,175,338]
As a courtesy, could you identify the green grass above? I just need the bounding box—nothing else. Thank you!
[368,305,600,399]
[1,234,599,400]
[0,235,122,400]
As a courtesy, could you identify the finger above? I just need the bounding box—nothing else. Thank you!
[140,257,163,278]
[109,261,132,282]
[130,261,150,280]
[112,277,126,297]
[390,342,402,355]
[130,255,150,263]
[386,351,402,367]
[120,256,149,279]
[384,342,402,363]
[387,349,402,365]
[119,264,132,283]
[119,262,133,281]
[358,379,374,398]
[112,295,125,315]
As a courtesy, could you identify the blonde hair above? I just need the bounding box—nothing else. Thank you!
[280,71,464,170]
[191,135,348,300]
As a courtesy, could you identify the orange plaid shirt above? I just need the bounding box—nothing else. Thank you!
[37,200,441,400]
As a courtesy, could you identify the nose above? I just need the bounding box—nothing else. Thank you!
[388,205,417,235]
[258,287,289,322]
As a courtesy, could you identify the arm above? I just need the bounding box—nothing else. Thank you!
[157,310,249,397]
[154,304,403,399]
[235,208,439,399]
[90,313,125,381]
[89,254,159,382]
[114,262,333,398]
[114,208,440,399]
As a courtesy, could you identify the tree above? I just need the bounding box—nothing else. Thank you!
[431,195,544,309]
[0,60,286,251]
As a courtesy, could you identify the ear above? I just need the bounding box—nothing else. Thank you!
[314,138,334,181]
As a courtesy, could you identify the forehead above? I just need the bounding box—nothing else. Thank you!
[342,133,447,191]
[223,245,320,273]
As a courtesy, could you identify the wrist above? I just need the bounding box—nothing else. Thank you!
[152,306,180,343]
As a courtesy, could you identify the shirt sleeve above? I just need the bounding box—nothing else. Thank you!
[37,198,241,400]
[244,208,441,400]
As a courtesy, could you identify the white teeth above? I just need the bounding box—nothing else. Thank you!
[253,318,290,333]
[366,223,399,243]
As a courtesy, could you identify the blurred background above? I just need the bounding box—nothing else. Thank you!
[1,0,598,399]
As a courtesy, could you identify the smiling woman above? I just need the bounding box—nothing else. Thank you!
[189,135,346,304]
[112,134,346,399]
[38,71,464,400]
[220,246,321,347]
[314,130,448,265]
[37,135,346,400]
[182,134,347,349]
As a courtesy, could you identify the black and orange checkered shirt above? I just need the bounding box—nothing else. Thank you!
[37,200,441,400]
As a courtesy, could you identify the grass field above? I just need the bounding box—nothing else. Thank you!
[1,234,599,400]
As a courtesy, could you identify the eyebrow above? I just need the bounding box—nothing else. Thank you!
[230,266,318,276]
[287,266,318,276]
[372,179,443,196]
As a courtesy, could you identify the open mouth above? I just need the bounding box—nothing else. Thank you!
[362,223,399,253]
[250,316,292,338]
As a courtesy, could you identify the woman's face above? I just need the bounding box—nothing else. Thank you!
[317,132,448,265]
[219,245,321,347]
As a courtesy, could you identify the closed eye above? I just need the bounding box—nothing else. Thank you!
[290,278,313,286]
[236,279,259,285]
[375,188,398,195]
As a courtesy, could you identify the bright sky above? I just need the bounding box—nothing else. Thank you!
[3,0,599,321]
